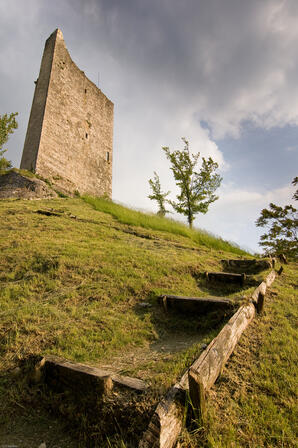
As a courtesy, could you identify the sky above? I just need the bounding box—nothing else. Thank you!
[1,0,297,252]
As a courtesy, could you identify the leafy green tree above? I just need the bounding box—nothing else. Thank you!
[0,112,18,171]
[148,171,170,216]
[162,138,222,228]
[256,178,297,259]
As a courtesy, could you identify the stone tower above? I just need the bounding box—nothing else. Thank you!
[21,29,113,197]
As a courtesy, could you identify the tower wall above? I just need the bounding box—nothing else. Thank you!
[21,29,113,197]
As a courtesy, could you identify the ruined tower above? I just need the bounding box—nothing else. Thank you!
[21,29,113,197]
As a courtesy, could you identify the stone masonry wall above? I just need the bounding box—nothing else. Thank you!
[21,29,113,197]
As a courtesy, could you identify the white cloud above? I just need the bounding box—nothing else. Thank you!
[196,182,295,252]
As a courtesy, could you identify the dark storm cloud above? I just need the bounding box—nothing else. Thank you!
[62,0,298,138]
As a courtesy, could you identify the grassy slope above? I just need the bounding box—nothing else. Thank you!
[180,262,298,448]
[0,197,250,371]
[2,196,293,447]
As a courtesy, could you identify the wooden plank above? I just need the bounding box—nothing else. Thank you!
[185,303,255,391]
[206,271,246,285]
[188,368,206,422]
[158,295,234,314]
[43,355,147,393]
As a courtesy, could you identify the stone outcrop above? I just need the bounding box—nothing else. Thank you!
[0,170,57,199]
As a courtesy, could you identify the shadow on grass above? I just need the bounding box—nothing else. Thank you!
[196,274,260,299]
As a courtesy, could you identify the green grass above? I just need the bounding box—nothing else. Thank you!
[0,196,274,446]
[83,195,249,255]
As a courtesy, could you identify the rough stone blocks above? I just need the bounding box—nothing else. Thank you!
[21,29,113,197]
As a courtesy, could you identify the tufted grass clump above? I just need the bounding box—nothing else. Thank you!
[83,195,248,255]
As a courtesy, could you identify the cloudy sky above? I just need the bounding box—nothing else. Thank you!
[1,0,297,252]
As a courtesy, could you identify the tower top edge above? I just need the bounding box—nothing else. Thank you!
[47,28,64,42]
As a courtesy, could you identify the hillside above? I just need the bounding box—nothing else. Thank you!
[0,197,296,447]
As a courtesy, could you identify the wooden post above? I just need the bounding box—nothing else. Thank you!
[188,368,206,423]
[256,291,265,314]
[241,273,246,286]
[162,295,168,312]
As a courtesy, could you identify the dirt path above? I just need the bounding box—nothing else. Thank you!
[98,331,207,381]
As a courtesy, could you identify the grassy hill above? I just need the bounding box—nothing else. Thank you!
[0,196,296,447]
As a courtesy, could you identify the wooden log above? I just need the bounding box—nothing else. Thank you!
[43,355,147,394]
[256,291,265,314]
[185,303,255,391]
[265,270,276,287]
[139,385,185,448]
[251,270,276,311]
[162,295,168,312]
[188,368,206,422]
[158,295,234,314]
[206,271,246,285]
[251,281,267,303]
[221,258,272,272]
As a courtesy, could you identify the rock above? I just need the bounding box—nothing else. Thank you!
[0,170,57,200]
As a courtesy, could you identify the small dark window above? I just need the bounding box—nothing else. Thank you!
[85,133,88,139]
[106,151,110,162]
[85,89,87,94]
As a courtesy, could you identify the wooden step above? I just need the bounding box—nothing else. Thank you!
[221,258,274,273]
[206,271,246,285]
[158,294,234,313]
[36,355,147,397]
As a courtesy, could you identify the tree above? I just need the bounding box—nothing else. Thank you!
[148,171,170,216]
[292,176,298,201]
[162,138,222,228]
[0,112,18,172]
[256,178,297,259]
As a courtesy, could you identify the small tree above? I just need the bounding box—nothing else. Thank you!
[148,171,170,216]
[293,176,298,201]
[256,178,297,259]
[0,112,18,172]
[162,138,222,227]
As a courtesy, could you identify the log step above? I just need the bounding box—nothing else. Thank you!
[39,355,147,396]
[221,258,274,273]
[206,271,246,285]
[158,295,234,314]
